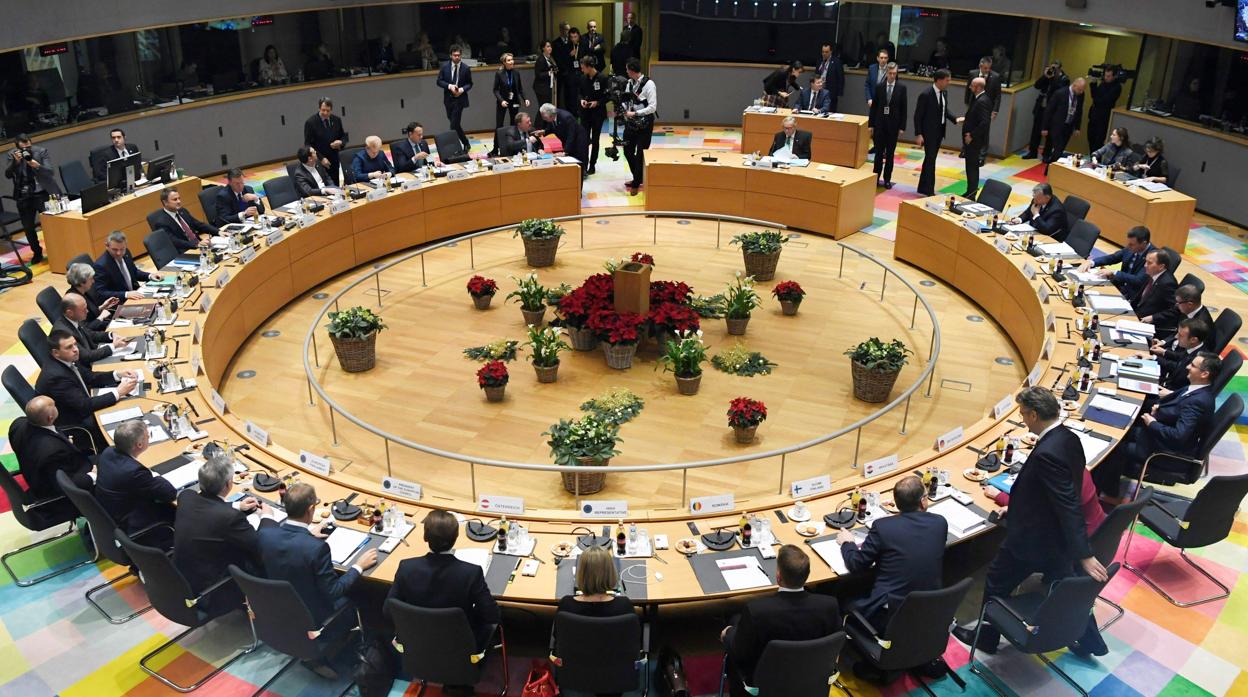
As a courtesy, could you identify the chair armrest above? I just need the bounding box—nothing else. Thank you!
[308,602,353,639]
[985,596,1036,634]
[848,609,890,648]
[188,575,233,608]
[25,494,68,511]
[129,521,174,544]
[1141,495,1190,528]
[1136,451,1202,488]
[61,426,99,454]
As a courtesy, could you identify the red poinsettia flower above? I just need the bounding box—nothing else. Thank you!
[580,273,616,303]
[649,280,693,306]
[727,397,768,428]
[771,281,805,302]
[586,309,644,345]
[477,360,509,388]
[466,275,498,297]
[647,301,701,334]
[630,252,655,266]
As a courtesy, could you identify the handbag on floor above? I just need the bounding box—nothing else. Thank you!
[522,659,559,697]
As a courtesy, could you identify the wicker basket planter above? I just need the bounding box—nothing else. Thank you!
[523,237,560,267]
[602,342,638,370]
[743,251,781,281]
[726,316,751,336]
[675,374,702,395]
[563,457,609,495]
[534,363,560,383]
[733,425,758,444]
[471,294,495,310]
[780,299,801,316]
[330,332,378,372]
[521,307,547,326]
[483,385,507,402]
[850,360,902,403]
[568,326,599,351]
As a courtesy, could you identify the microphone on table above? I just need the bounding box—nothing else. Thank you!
[689,150,718,163]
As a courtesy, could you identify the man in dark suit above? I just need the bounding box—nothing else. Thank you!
[796,76,832,115]
[1012,183,1069,241]
[1087,66,1122,152]
[1025,61,1068,159]
[1153,318,1210,392]
[6,133,62,264]
[955,387,1108,657]
[93,231,159,302]
[35,330,137,447]
[8,396,94,505]
[623,11,643,58]
[768,117,812,160]
[1042,78,1086,167]
[578,56,609,174]
[174,455,279,618]
[148,187,216,253]
[303,98,347,185]
[962,57,1002,166]
[392,122,433,174]
[497,112,546,158]
[1092,353,1219,497]
[869,62,906,189]
[913,70,955,197]
[539,103,589,176]
[94,419,176,545]
[1145,284,1214,344]
[721,545,842,694]
[292,146,339,198]
[437,46,474,152]
[1084,225,1155,294]
[53,293,129,368]
[92,127,141,183]
[838,475,946,628]
[961,76,993,198]
[1131,249,1178,320]
[211,168,265,226]
[813,43,844,113]
[864,49,889,111]
[584,20,606,70]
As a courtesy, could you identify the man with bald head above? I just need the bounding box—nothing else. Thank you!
[961,76,993,198]
[8,396,94,502]
[1042,76,1086,167]
[53,292,130,368]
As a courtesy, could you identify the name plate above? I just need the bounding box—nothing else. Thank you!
[366,187,388,202]
[862,453,900,478]
[200,292,213,311]
[962,220,984,234]
[579,500,628,518]
[266,229,285,244]
[790,474,832,498]
[244,421,270,445]
[493,161,515,173]
[1022,263,1037,280]
[1027,362,1045,387]
[209,388,226,413]
[382,476,423,501]
[298,450,331,476]
[924,200,945,213]
[329,200,350,215]
[400,178,422,191]
[1045,310,1055,331]
[1042,336,1055,358]
[532,157,555,168]
[297,214,317,228]
[992,393,1015,420]
[935,426,964,452]
[690,493,734,515]
[191,355,201,375]
[192,320,202,344]
[447,169,471,181]
[994,238,1011,254]
[238,246,256,264]
[477,494,524,515]
[1038,284,1050,303]
[216,269,230,288]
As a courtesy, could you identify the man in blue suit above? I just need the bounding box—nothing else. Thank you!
[392,121,433,173]
[813,43,844,113]
[864,48,889,111]
[211,168,265,226]
[1082,225,1154,293]
[93,231,160,302]
[94,419,176,546]
[1012,183,1069,241]
[437,46,474,152]
[796,76,832,115]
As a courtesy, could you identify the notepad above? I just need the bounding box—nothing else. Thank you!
[1118,378,1160,395]
[454,548,492,573]
[928,499,989,539]
[809,538,850,575]
[1116,319,1156,336]
[326,527,370,565]
[717,556,773,590]
[1003,223,1035,234]
[246,508,287,529]
[99,406,144,426]
[1037,242,1078,258]
[160,460,203,490]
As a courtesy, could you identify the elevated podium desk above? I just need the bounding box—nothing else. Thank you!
[644,149,876,239]
[1048,163,1196,252]
[741,108,870,168]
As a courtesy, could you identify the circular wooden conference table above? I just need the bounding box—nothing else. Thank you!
[100,160,1147,607]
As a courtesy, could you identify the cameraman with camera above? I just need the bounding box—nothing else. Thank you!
[4,134,60,265]
[1024,60,1068,159]
[621,58,657,196]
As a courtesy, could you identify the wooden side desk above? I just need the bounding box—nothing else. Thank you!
[1048,163,1196,252]
[741,109,870,168]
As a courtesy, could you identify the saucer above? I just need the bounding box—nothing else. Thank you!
[787,507,812,522]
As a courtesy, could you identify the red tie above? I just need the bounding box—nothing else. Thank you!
[176,212,196,244]
[1140,276,1155,301]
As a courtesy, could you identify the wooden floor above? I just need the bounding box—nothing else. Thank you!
[218,215,1025,510]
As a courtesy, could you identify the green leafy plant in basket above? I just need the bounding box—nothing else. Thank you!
[844,337,912,372]
[514,218,567,240]
[525,325,570,368]
[656,330,709,378]
[730,230,792,255]
[327,306,386,339]
[723,274,761,319]
[544,413,622,467]
[506,274,549,312]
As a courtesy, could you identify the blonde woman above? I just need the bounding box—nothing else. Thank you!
[493,53,531,131]
[556,546,634,697]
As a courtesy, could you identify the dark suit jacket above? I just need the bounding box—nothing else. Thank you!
[292,162,336,197]
[92,250,150,300]
[212,185,266,226]
[1160,346,1202,391]
[8,417,93,501]
[34,358,118,433]
[174,489,275,617]
[92,143,140,183]
[52,317,111,368]
[303,114,347,166]
[386,552,501,649]
[94,446,176,535]
[258,522,361,625]
[813,56,845,98]
[914,87,954,144]
[1043,85,1085,135]
[1094,242,1154,290]
[497,126,546,158]
[436,61,473,107]
[491,69,527,106]
[840,510,946,625]
[1019,198,1069,240]
[146,208,215,252]
[1153,304,1213,344]
[964,70,1002,113]
[796,87,832,114]
[1142,385,1214,457]
[864,63,887,103]
[391,138,433,174]
[1004,425,1093,564]
[729,590,842,683]
[962,92,993,147]
[768,130,813,160]
[870,81,907,134]
[1131,271,1178,320]
[5,144,61,196]
[547,109,587,160]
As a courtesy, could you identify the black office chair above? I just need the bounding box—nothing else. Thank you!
[0,464,91,587]
[1066,219,1100,259]
[1124,474,1248,607]
[67,253,93,272]
[60,160,92,198]
[1167,165,1181,189]
[143,231,179,272]
[1177,272,1205,294]
[88,146,115,183]
[1063,195,1091,223]
[845,579,973,695]
[1129,394,1243,487]
[56,470,161,624]
[2,365,36,410]
[433,131,471,164]
[976,179,1011,212]
[718,632,852,697]
[197,185,220,223]
[228,564,360,696]
[387,599,508,696]
[0,195,25,257]
[969,563,1119,697]
[1212,309,1241,355]
[1087,488,1153,630]
[35,286,62,325]
[116,530,257,692]
[262,176,299,209]
[339,147,364,184]
[552,612,649,696]
[1212,350,1241,396]
[18,318,49,369]
[1162,246,1182,275]
[284,161,300,180]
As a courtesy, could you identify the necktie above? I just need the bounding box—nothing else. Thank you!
[69,363,89,395]
[1066,89,1076,123]
[939,91,946,120]
[236,191,246,212]
[323,118,329,131]
[809,91,815,110]
[886,83,893,103]
[786,136,793,152]
[1140,275,1155,301]
[116,256,132,289]
[175,212,196,243]
[452,63,458,86]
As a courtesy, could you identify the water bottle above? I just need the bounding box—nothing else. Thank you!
[506,521,519,551]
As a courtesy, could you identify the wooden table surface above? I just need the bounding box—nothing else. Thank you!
[1047,162,1196,253]
[740,109,871,169]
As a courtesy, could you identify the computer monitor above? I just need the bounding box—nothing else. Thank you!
[106,151,142,191]
[80,182,109,213]
[146,153,175,184]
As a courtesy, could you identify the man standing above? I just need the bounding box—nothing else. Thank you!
[149,187,216,252]
[1042,77,1086,168]
[813,43,844,113]
[623,11,643,59]
[1087,66,1122,152]
[913,69,954,197]
[864,49,889,112]
[539,103,588,178]
[869,63,906,189]
[961,76,992,198]
[962,57,1001,166]
[437,46,474,152]
[622,59,657,195]
[552,22,574,108]
[211,168,265,226]
[5,134,60,264]
[303,98,347,185]
[578,56,608,175]
[1025,61,1068,159]
[584,20,606,73]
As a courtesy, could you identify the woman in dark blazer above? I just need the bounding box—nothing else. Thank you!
[534,40,557,107]
[493,53,531,131]
[1132,137,1170,183]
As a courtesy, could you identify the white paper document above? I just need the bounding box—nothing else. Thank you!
[1069,271,1106,284]
[1088,295,1134,314]
[454,548,492,573]
[1036,242,1078,257]
[1003,223,1035,234]
[246,509,288,529]
[928,499,989,539]
[1116,319,1156,336]
[1137,181,1171,193]
[326,527,370,565]
[809,538,850,575]
[99,406,144,426]
[717,556,773,590]
[1075,431,1112,464]
[1089,394,1140,418]
[1118,378,1160,395]
[160,461,203,490]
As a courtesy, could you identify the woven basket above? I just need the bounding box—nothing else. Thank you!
[726,317,751,335]
[568,326,599,351]
[780,299,801,316]
[602,342,638,370]
[483,385,507,402]
[850,360,902,403]
[733,425,758,444]
[523,236,560,267]
[471,294,494,310]
[534,363,560,383]
[563,457,609,495]
[675,374,702,395]
[521,307,547,326]
[330,332,377,372]
[743,251,781,281]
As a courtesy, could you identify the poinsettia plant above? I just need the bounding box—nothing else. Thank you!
[466,275,498,298]
[727,397,768,428]
[476,360,509,388]
[771,281,805,302]
[631,251,655,266]
[586,309,645,345]
[647,301,701,335]
[649,280,693,306]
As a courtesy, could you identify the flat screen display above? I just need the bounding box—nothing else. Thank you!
[1237,0,1248,43]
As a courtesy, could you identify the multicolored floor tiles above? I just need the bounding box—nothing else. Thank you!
[1,125,1245,696]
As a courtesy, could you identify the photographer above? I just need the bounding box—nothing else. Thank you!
[622,58,657,196]
[5,134,60,265]
[1024,60,1068,159]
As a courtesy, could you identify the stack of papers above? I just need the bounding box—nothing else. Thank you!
[1118,360,1160,380]
[1003,223,1035,234]
[1086,394,1139,428]
[1075,430,1113,464]
[454,548,492,573]
[716,556,773,590]
[1116,319,1155,336]
[326,527,370,565]
[960,203,995,215]
[160,460,203,490]
[1069,270,1108,285]
[1037,242,1078,258]
[99,406,144,427]
[929,499,989,539]
[1118,378,1160,395]
[1137,181,1171,193]
[1087,294,1134,314]
[809,538,851,575]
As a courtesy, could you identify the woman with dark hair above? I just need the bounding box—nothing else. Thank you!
[534,40,557,107]
[761,61,802,108]
[1090,126,1140,170]
[258,45,287,84]
[1132,137,1170,183]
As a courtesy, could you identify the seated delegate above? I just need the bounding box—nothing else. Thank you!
[53,292,128,368]
[66,262,118,332]
[1011,183,1069,241]
[552,545,636,697]
[768,116,812,161]
[1090,126,1140,170]
[1130,137,1169,183]
[351,135,395,184]
[391,122,433,173]
[497,112,545,158]
[211,168,266,226]
[147,187,216,253]
[1151,318,1210,393]
[8,396,93,506]
[35,329,137,447]
[292,146,339,198]
[795,75,832,114]
[1130,248,1178,320]
[93,231,161,302]
[94,419,176,545]
[1144,283,1213,343]
[1080,225,1154,293]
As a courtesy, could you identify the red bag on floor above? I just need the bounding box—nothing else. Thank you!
[522,659,559,697]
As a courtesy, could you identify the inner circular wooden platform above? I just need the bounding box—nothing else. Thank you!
[221,217,1024,510]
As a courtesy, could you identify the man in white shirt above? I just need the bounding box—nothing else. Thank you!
[293,146,339,198]
[52,293,129,367]
[622,58,657,195]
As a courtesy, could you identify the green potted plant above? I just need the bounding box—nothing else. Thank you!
[723,274,761,336]
[514,218,566,267]
[326,306,386,372]
[466,275,498,310]
[507,273,549,326]
[657,329,709,395]
[730,230,791,281]
[526,324,570,383]
[771,280,806,316]
[477,360,509,402]
[844,337,913,403]
[543,413,621,495]
[727,396,767,444]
